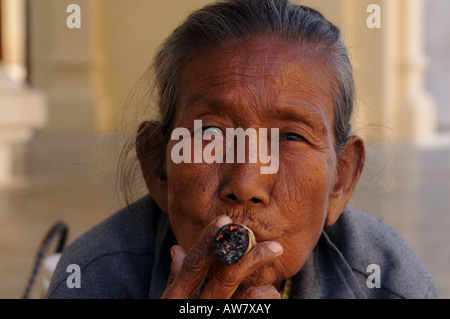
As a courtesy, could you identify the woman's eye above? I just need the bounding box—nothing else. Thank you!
[203,126,222,136]
[284,133,305,141]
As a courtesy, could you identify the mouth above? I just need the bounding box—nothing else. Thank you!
[227,221,275,244]
[249,231,269,243]
[211,218,277,265]
[217,207,279,243]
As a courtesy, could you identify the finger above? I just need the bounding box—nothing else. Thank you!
[199,241,283,299]
[232,285,281,299]
[161,215,233,299]
[166,245,186,287]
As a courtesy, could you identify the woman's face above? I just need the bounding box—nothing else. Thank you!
[147,36,362,288]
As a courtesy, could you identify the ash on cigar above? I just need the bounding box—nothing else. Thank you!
[213,224,251,265]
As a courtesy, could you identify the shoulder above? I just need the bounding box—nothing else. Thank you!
[46,196,168,299]
[324,205,439,299]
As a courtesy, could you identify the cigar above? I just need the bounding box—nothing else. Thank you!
[213,223,256,265]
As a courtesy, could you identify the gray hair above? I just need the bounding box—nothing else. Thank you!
[154,0,354,151]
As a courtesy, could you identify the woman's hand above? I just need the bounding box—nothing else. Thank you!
[161,215,284,299]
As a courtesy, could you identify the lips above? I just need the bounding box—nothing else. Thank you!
[216,206,278,243]
[222,221,272,243]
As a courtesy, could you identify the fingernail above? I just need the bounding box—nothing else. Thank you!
[170,246,175,259]
[216,215,232,228]
[267,242,283,254]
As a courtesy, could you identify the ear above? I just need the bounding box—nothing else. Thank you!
[136,121,169,213]
[325,136,365,226]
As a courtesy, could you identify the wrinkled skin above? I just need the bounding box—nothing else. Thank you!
[137,36,365,298]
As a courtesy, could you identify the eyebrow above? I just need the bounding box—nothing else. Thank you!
[182,92,329,135]
[271,103,328,131]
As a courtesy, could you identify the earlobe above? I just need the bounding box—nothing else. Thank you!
[326,136,365,226]
[136,121,169,213]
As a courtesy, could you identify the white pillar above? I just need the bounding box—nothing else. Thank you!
[0,145,13,185]
[0,0,47,187]
[1,0,27,83]
[0,67,47,187]
[397,0,437,142]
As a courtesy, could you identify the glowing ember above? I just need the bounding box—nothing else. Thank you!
[213,223,254,265]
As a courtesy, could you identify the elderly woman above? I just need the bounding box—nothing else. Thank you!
[47,0,438,299]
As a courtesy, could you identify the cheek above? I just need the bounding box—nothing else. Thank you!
[166,139,217,202]
[165,148,220,248]
[277,150,333,216]
[273,151,334,268]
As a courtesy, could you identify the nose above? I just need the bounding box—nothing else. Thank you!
[219,164,271,206]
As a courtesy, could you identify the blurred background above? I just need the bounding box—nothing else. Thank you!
[0,0,449,299]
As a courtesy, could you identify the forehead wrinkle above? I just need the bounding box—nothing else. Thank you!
[219,55,335,115]
[278,80,332,112]
[198,60,278,88]
[274,65,335,126]
[178,38,336,130]
[191,65,278,117]
[182,68,332,131]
